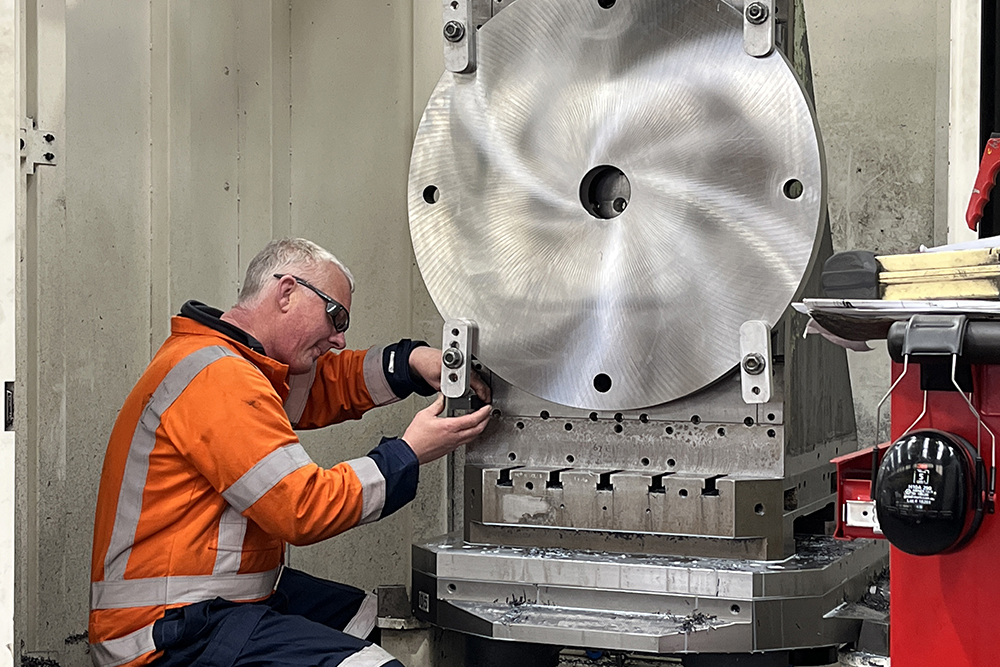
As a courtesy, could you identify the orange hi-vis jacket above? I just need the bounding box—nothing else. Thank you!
[89,311,420,667]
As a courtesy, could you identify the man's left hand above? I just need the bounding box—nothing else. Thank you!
[409,346,492,403]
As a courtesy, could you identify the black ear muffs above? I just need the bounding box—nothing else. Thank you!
[875,429,986,555]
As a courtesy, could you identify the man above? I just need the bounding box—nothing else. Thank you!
[88,238,491,667]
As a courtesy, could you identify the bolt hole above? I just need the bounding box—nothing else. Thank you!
[602,505,608,511]
[540,411,550,420]
[614,413,624,423]
[752,386,761,395]
[526,482,534,490]
[516,421,524,429]
[589,412,599,421]
[448,373,458,383]
[566,454,575,463]
[767,429,776,438]
[731,605,741,615]
[767,413,776,421]
[564,423,573,431]
[450,0,458,7]
[744,417,755,426]
[667,458,676,467]
[580,165,629,219]
[598,0,616,7]
[491,409,502,418]
[691,415,701,424]
[594,373,612,393]
[508,452,516,461]
[783,179,804,199]
[448,583,456,592]
[717,427,726,437]
[665,426,674,435]
[639,413,649,423]
[679,489,688,498]
[470,488,475,497]
[614,424,623,434]
[641,457,650,466]
[755,503,765,516]
[423,185,440,204]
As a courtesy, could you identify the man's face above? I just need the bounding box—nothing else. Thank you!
[272,264,352,374]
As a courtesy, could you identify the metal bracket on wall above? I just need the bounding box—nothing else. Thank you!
[20,121,58,175]
[743,0,775,57]
[443,0,477,74]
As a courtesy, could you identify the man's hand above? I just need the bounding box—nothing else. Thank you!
[408,345,492,403]
[402,396,492,464]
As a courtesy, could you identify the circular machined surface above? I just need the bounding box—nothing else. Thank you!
[409,0,824,410]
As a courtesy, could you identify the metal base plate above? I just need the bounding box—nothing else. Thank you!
[413,534,887,654]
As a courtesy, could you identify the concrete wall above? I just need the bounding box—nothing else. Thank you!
[15,2,445,664]
[11,0,956,665]
[804,0,953,447]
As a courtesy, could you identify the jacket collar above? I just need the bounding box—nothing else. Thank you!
[173,301,290,395]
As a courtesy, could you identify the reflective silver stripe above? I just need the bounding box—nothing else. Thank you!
[363,345,399,406]
[284,364,317,425]
[342,591,378,639]
[221,443,314,513]
[104,346,238,581]
[91,567,280,610]
[213,505,248,575]
[346,456,386,525]
[89,623,156,667]
[339,644,397,667]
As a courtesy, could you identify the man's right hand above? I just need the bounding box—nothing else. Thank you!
[402,396,491,464]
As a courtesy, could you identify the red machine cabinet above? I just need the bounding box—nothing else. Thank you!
[885,361,1000,667]
[834,358,1000,666]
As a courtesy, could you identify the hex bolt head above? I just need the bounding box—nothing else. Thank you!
[742,352,766,375]
[442,347,465,369]
[443,20,466,43]
[745,2,769,25]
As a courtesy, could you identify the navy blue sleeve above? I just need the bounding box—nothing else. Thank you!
[367,437,420,519]
[382,339,437,399]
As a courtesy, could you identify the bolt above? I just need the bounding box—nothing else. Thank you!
[742,352,766,375]
[42,152,54,162]
[745,2,768,25]
[443,20,465,43]
[43,134,54,143]
[442,347,464,369]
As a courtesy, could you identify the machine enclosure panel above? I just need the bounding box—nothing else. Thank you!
[889,361,1000,667]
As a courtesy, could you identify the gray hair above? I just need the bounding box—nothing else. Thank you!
[238,238,355,304]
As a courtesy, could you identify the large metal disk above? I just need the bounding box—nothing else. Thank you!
[409,0,824,410]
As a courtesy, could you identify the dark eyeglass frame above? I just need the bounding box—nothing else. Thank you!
[274,273,350,333]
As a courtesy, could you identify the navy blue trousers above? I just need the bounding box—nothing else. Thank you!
[150,568,403,667]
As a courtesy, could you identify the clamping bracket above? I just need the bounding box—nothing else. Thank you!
[443,0,476,74]
[739,320,772,404]
[743,0,775,57]
[441,318,483,417]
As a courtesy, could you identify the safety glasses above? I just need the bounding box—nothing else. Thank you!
[273,273,350,333]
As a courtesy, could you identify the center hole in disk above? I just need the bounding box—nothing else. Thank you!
[580,165,630,219]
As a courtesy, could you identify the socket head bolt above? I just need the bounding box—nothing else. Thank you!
[442,347,465,369]
[742,352,766,375]
[744,1,769,24]
[443,20,466,43]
